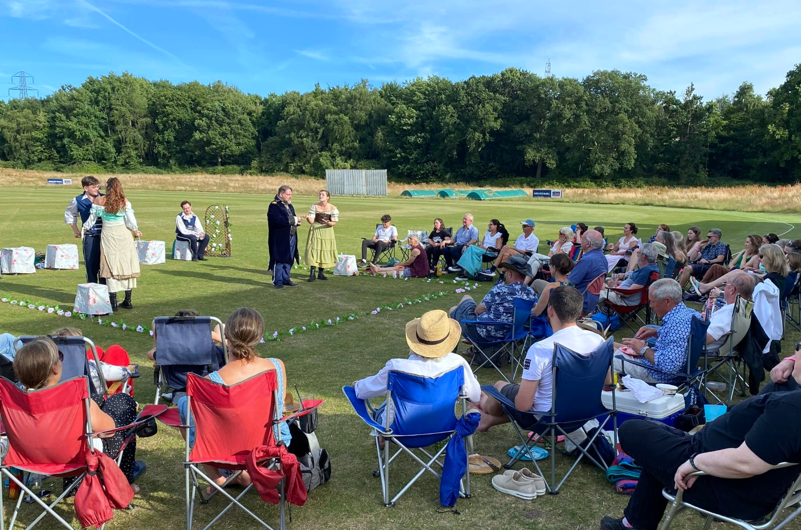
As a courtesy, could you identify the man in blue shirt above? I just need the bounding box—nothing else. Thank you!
[567,229,608,313]
[445,213,479,272]
[678,228,727,289]
[598,243,660,307]
[449,260,536,343]
[64,176,104,283]
[611,279,695,384]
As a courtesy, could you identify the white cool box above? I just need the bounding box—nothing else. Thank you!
[1,247,36,274]
[45,244,80,270]
[602,390,685,427]
[172,240,192,261]
[74,283,113,315]
[137,240,166,265]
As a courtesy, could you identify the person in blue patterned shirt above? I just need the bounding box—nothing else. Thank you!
[609,279,695,384]
[678,228,727,290]
[449,260,536,342]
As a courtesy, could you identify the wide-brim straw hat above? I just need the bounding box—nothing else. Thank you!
[405,309,462,358]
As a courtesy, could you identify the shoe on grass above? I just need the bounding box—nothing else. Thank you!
[481,269,496,277]
[491,470,538,500]
[600,516,642,530]
[502,468,546,495]
[447,266,462,273]
[455,276,468,281]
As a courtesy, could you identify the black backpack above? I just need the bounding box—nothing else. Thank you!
[287,421,331,492]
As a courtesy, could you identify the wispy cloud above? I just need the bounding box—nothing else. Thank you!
[295,49,329,62]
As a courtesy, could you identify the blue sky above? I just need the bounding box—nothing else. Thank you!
[1,0,800,101]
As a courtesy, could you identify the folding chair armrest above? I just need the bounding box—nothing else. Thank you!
[615,354,657,372]
[606,285,645,296]
[481,384,514,408]
[153,365,161,385]
[342,386,388,433]
[461,319,513,329]
[278,402,321,424]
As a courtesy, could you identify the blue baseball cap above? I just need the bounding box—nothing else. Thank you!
[521,219,536,227]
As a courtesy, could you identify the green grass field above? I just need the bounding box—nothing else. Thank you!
[1,187,800,530]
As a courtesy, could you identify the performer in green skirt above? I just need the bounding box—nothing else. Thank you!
[304,190,339,281]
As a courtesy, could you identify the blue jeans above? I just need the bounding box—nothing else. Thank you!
[273,236,296,286]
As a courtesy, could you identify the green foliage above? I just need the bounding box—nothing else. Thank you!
[1,67,800,184]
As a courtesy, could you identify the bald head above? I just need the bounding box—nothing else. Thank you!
[582,229,604,251]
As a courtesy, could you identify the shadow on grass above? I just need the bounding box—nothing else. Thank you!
[0,279,76,304]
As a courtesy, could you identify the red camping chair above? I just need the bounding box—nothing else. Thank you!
[94,344,136,396]
[182,372,318,530]
[599,271,660,332]
[0,377,143,529]
[581,273,608,317]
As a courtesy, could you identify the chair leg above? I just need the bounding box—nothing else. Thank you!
[659,496,682,530]
[280,479,286,530]
[186,464,193,530]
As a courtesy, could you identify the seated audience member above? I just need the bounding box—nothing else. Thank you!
[763,344,801,394]
[477,286,604,431]
[647,224,670,244]
[783,239,801,256]
[567,230,609,313]
[763,233,779,245]
[450,260,536,344]
[481,219,539,276]
[360,214,398,266]
[695,234,761,285]
[51,327,137,395]
[594,226,607,249]
[426,217,452,270]
[573,223,588,244]
[369,234,429,278]
[678,228,728,289]
[683,226,702,255]
[600,390,801,530]
[704,274,755,354]
[608,279,695,385]
[444,213,480,272]
[605,222,641,272]
[354,309,481,407]
[177,307,291,493]
[693,244,789,297]
[530,254,575,312]
[455,219,509,280]
[548,227,574,257]
[627,231,685,274]
[13,337,142,492]
[176,200,210,261]
[599,243,660,307]
[147,309,226,399]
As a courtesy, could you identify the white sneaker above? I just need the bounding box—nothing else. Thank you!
[502,468,547,495]
[491,471,538,500]
[447,266,462,273]
[455,276,468,281]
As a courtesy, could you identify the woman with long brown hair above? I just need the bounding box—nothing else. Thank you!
[303,189,339,281]
[82,178,142,310]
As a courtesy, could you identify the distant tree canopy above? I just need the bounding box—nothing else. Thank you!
[0,66,800,185]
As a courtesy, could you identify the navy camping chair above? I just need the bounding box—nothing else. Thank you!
[342,367,471,506]
[461,297,536,382]
[152,316,226,404]
[17,335,106,398]
[663,257,678,279]
[781,271,801,335]
[482,338,617,494]
[617,315,710,393]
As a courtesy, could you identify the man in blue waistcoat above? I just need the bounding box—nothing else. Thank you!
[65,176,104,283]
[175,201,210,261]
[267,185,302,289]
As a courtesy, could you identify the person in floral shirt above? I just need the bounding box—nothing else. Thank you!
[450,260,536,342]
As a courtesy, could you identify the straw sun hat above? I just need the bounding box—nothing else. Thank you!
[405,309,461,358]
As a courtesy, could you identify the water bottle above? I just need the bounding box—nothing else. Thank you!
[8,468,23,499]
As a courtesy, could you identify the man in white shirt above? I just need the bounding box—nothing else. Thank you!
[706,274,754,353]
[354,310,481,425]
[175,201,210,261]
[482,219,539,277]
[477,286,604,431]
[360,214,398,266]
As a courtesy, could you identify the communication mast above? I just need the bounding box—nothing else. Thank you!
[545,58,551,76]
[8,71,39,99]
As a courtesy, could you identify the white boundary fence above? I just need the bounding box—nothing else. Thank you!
[325,169,387,196]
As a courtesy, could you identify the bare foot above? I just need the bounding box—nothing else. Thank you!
[131,483,140,495]
[369,263,379,274]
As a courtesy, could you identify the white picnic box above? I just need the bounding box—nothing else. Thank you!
[1,247,36,274]
[137,240,166,265]
[74,283,113,315]
[44,244,80,270]
[602,390,685,426]
[172,239,192,261]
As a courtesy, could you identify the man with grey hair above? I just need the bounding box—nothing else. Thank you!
[705,274,755,353]
[567,229,609,313]
[598,243,660,307]
[445,213,479,272]
[268,185,303,288]
[609,278,696,384]
[678,228,727,290]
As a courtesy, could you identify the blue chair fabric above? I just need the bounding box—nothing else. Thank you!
[153,316,224,398]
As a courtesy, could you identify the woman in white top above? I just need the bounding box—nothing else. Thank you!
[481,219,507,259]
[83,178,141,310]
[605,222,641,272]
[548,227,574,257]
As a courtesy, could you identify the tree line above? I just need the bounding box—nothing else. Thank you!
[0,66,799,185]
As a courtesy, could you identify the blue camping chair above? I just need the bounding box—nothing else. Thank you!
[782,271,801,335]
[17,334,107,398]
[663,257,678,279]
[151,315,227,404]
[342,367,471,506]
[482,338,617,494]
[461,297,536,382]
[617,315,710,394]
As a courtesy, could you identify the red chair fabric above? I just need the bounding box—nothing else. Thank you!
[0,377,88,475]
[187,371,279,467]
[246,445,306,506]
[92,344,135,396]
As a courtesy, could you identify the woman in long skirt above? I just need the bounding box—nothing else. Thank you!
[83,178,141,310]
[304,190,339,281]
